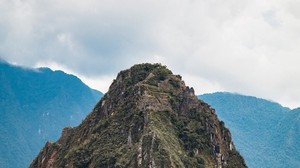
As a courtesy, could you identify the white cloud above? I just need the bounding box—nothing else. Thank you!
[1,0,300,108]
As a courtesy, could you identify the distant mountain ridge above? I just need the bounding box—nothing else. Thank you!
[2,58,298,168]
[199,92,299,168]
[0,60,103,168]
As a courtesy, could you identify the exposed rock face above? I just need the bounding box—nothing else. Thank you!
[30,63,247,168]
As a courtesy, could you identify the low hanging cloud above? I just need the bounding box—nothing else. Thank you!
[1,0,300,108]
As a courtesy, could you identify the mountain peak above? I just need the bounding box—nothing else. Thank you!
[30,63,246,168]
[112,63,181,91]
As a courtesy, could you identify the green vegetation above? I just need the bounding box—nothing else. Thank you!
[169,77,181,88]
[30,63,247,168]
[146,64,172,86]
[150,110,186,167]
[226,150,247,168]
[120,63,162,87]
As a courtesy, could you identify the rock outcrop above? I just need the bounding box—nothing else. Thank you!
[30,63,246,168]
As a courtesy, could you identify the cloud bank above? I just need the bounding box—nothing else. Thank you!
[1,0,300,108]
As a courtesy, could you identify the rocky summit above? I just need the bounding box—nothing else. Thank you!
[30,63,246,168]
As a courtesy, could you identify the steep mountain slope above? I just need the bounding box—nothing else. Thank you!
[0,60,102,168]
[30,63,246,168]
[274,108,300,167]
[199,92,298,168]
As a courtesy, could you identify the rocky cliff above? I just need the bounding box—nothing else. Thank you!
[30,63,246,168]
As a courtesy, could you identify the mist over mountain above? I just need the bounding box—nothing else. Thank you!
[199,92,299,168]
[0,60,102,168]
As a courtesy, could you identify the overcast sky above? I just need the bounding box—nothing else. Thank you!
[1,0,300,108]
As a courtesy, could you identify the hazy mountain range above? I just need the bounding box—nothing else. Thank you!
[1,60,299,168]
[0,60,102,168]
[199,92,300,168]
